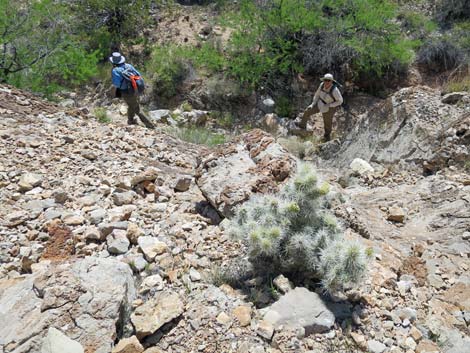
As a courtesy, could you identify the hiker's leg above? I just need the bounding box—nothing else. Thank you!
[137,110,155,129]
[127,95,154,129]
[123,94,138,125]
[299,105,319,129]
[322,107,336,141]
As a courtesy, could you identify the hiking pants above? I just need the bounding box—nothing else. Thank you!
[300,104,337,139]
[122,93,154,129]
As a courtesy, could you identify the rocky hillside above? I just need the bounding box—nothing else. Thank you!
[1,84,469,353]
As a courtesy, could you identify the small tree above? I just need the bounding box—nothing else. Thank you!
[70,0,152,53]
[0,0,98,94]
[227,162,370,293]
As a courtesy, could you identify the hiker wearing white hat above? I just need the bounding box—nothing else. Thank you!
[298,73,343,141]
[110,52,154,129]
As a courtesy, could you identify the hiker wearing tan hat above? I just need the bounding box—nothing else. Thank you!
[298,73,343,141]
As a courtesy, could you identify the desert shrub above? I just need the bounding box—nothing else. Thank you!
[299,31,355,81]
[94,107,111,123]
[435,0,470,28]
[443,66,470,93]
[417,38,464,72]
[227,162,370,293]
[163,126,226,146]
[278,136,319,160]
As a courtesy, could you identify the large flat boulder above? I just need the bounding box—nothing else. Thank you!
[0,257,136,353]
[262,287,335,335]
[328,87,470,173]
[196,129,295,217]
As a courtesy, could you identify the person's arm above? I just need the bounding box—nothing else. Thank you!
[329,87,343,108]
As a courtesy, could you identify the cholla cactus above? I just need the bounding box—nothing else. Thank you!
[227,162,370,293]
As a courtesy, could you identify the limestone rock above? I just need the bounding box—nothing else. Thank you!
[273,274,292,294]
[148,110,175,125]
[5,210,29,227]
[262,287,335,335]
[107,229,130,255]
[127,223,145,245]
[260,97,275,114]
[387,206,406,223]
[53,189,69,204]
[84,226,102,241]
[350,158,374,175]
[367,340,386,353]
[131,291,184,339]
[139,274,164,294]
[329,87,470,173]
[112,191,135,206]
[18,173,43,192]
[442,92,466,104]
[232,305,252,327]
[189,268,201,281]
[173,175,192,192]
[416,340,440,353]
[41,327,84,353]
[137,236,167,261]
[111,336,144,353]
[196,129,295,217]
[130,168,160,186]
[88,208,107,225]
[256,320,274,340]
[0,257,136,353]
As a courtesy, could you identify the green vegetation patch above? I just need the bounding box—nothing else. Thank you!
[163,126,226,146]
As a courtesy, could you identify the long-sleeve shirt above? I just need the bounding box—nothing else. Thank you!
[310,83,343,113]
[111,63,141,91]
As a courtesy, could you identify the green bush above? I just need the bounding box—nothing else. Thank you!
[70,0,152,50]
[227,162,370,293]
[275,96,294,118]
[1,0,99,95]
[147,43,225,101]
[398,10,437,36]
[147,46,189,99]
[221,0,417,93]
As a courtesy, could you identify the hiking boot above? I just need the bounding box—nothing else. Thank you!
[142,119,155,129]
[323,134,331,142]
[137,113,155,130]
[288,121,310,137]
[128,119,137,125]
